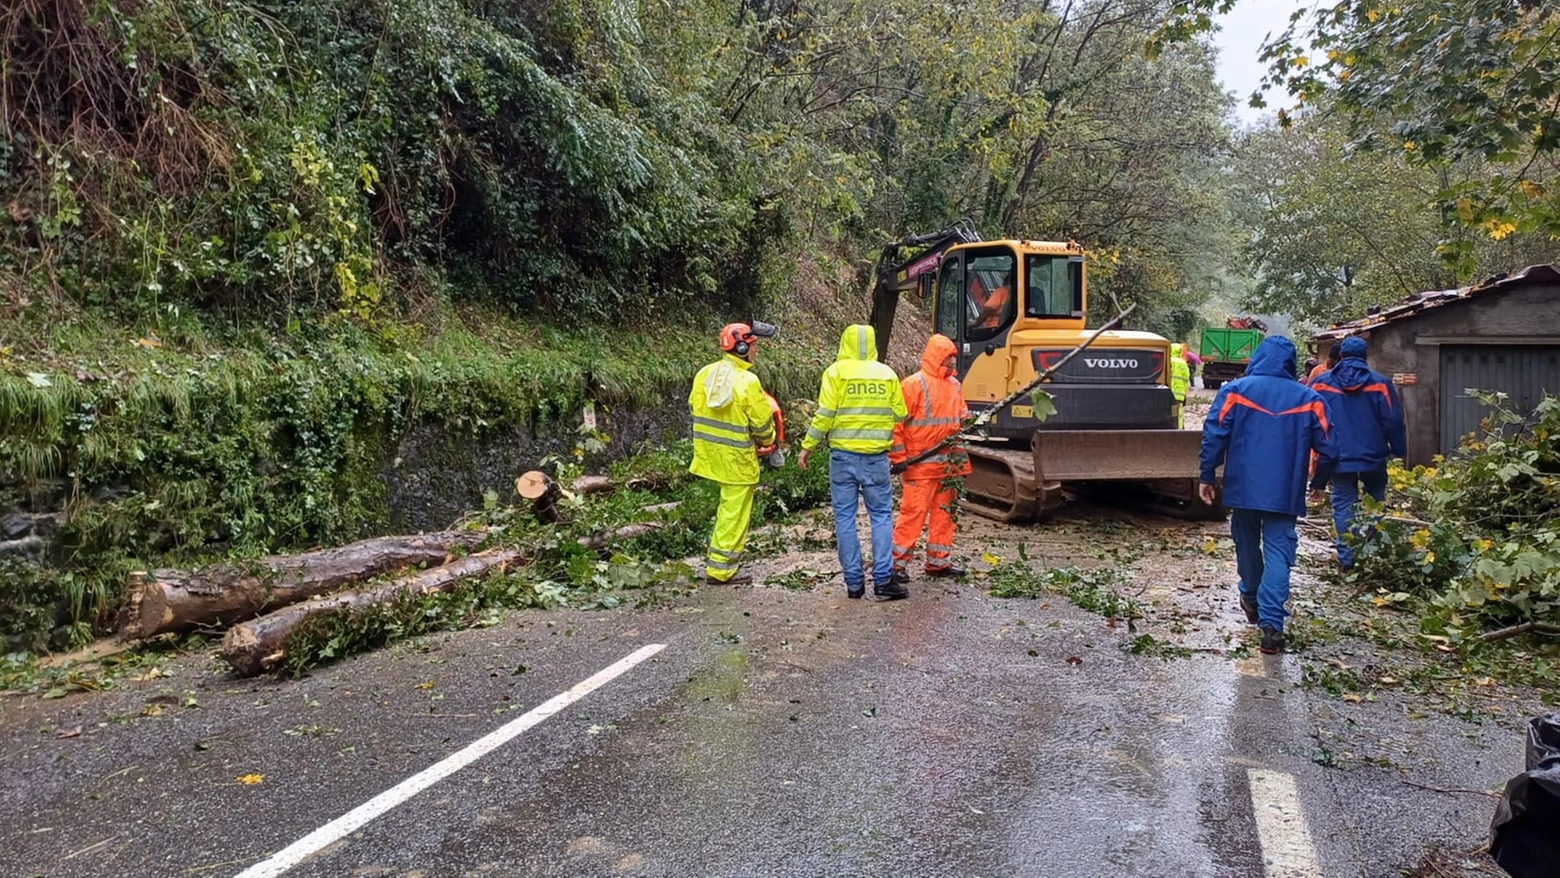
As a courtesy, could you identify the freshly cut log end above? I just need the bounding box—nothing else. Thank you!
[518,470,562,523]
[516,471,552,500]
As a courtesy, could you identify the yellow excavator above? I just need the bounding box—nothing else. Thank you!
[868,221,1220,522]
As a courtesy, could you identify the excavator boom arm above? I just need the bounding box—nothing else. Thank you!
[868,219,981,362]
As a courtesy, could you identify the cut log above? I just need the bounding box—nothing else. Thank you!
[516,472,561,523]
[517,471,632,498]
[572,475,614,495]
[222,548,525,676]
[517,471,618,521]
[118,530,488,641]
[515,471,552,500]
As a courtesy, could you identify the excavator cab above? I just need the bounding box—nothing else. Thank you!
[870,225,1222,522]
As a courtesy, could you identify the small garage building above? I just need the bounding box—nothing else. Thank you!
[1312,264,1560,466]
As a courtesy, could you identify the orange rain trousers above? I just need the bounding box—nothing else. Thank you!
[892,478,958,573]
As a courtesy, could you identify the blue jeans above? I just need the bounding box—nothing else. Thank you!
[1330,470,1387,569]
[829,449,895,589]
[1230,509,1299,632]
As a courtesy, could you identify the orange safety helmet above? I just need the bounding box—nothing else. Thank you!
[718,320,777,356]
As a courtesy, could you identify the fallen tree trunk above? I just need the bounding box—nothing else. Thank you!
[221,523,666,675]
[222,548,525,676]
[118,530,488,641]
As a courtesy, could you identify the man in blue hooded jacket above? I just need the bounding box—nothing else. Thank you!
[1311,337,1407,570]
[1199,336,1339,654]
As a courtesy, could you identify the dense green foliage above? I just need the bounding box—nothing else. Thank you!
[1352,393,1560,637]
[2,0,1239,330]
[1230,111,1555,325]
[1162,0,1560,315]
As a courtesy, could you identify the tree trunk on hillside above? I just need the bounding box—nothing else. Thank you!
[118,530,488,641]
[221,548,526,676]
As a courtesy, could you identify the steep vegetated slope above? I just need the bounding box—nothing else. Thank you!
[1,0,1241,646]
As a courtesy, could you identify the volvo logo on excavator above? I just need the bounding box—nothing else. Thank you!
[1031,347,1163,383]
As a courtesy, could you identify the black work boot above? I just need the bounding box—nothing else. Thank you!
[1238,594,1259,625]
[873,581,909,601]
[925,566,967,579]
[846,585,865,600]
[1259,626,1285,655]
[890,568,912,585]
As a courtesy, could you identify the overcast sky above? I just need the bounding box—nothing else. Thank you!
[1211,0,1311,127]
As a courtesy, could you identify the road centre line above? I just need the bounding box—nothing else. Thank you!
[233,643,667,878]
[1247,767,1322,878]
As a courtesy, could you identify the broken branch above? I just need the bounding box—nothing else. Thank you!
[1479,621,1560,643]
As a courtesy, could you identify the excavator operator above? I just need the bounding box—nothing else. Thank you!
[969,273,1011,331]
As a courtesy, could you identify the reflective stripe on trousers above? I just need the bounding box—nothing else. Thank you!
[706,483,756,582]
[891,478,958,572]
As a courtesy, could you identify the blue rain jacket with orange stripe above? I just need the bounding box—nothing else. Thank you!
[1310,338,1406,473]
[1200,336,1339,516]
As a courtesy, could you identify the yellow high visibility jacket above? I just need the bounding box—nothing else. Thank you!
[688,353,777,486]
[1170,343,1190,404]
[801,325,907,455]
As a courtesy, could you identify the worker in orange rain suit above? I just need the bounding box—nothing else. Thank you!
[688,322,779,585]
[888,334,972,581]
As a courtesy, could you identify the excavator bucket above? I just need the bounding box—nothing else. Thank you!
[962,429,1224,523]
[1031,429,1204,481]
[1031,429,1225,520]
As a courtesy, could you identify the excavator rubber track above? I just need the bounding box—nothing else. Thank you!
[962,429,1225,524]
[963,444,1064,523]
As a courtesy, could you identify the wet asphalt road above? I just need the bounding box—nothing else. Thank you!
[0,566,1521,878]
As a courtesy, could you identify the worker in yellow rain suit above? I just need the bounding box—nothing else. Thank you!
[797,324,908,600]
[689,322,779,585]
[1170,342,1191,427]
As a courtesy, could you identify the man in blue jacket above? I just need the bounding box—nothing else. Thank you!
[1311,337,1407,570]
[1199,336,1339,654]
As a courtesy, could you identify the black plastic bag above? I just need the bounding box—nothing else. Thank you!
[1490,713,1560,877]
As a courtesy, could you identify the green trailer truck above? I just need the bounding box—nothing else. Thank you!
[1198,326,1264,389]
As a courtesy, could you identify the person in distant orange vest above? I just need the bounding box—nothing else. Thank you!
[1306,346,1339,385]
[888,334,972,581]
[969,275,1011,330]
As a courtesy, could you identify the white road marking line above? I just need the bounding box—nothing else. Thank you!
[1246,767,1322,878]
[234,643,666,878]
